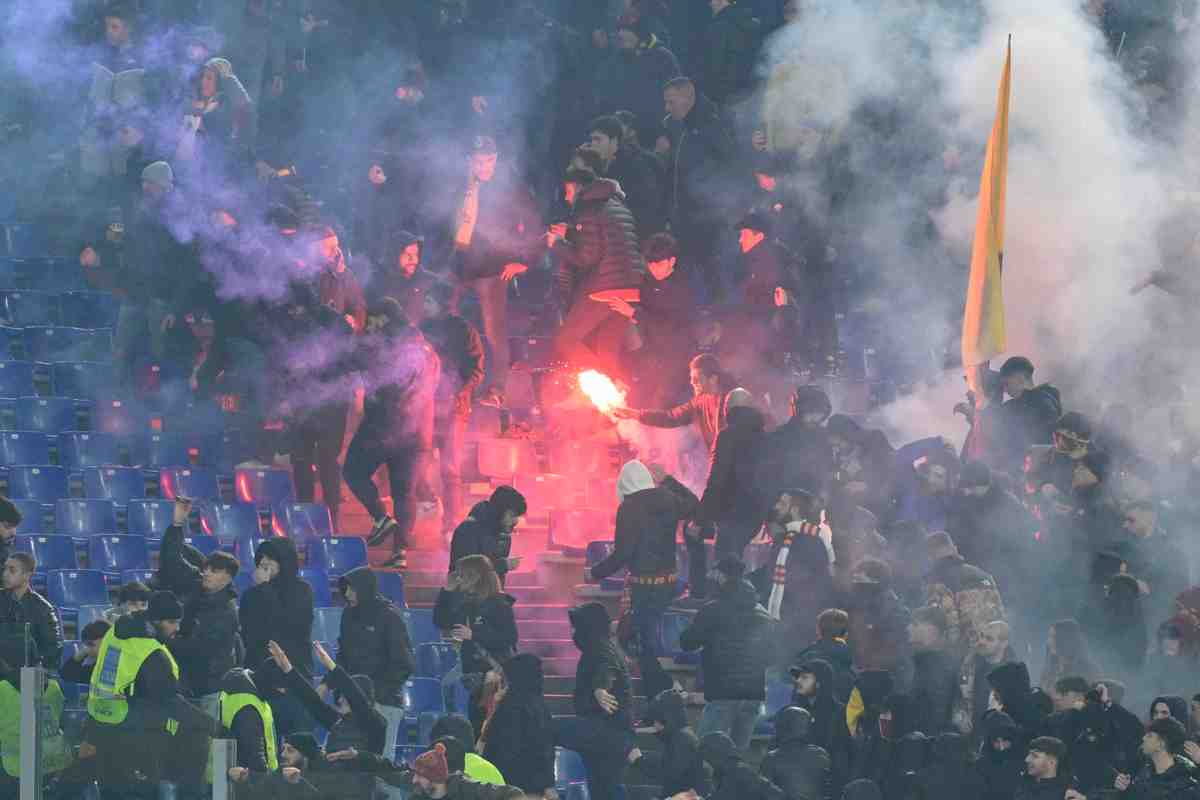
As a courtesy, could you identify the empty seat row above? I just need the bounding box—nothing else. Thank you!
[0,290,119,328]
[1,464,298,506]
[0,224,53,259]
[0,361,112,399]
[0,327,112,363]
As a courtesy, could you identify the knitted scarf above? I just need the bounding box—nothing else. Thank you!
[767,520,835,620]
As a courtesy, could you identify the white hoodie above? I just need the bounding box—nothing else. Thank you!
[616,460,656,502]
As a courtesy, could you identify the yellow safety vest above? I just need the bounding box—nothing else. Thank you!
[87,627,179,726]
[219,692,279,772]
[0,679,71,778]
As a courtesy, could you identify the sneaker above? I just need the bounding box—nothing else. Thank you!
[479,386,505,408]
[366,516,399,547]
[382,552,408,569]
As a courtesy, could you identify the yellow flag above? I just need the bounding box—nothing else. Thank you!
[962,38,1011,393]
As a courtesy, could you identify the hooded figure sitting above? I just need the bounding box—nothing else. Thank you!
[701,732,785,800]
[986,661,1052,744]
[917,732,982,799]
[479,654,555,795]
[790,658,851,789]
[337,566,414,712]
[634,689,710,798]
[760,707,832,800]
[974,711,1024,800]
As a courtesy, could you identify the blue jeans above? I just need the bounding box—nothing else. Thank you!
[697,699,763,751]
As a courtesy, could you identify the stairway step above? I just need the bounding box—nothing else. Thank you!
[545,675,644,695]
[517,638,577,659]
[405,584,559,605]
[515,618,572,639]
[402,569,541,588]
[407,602,570,621]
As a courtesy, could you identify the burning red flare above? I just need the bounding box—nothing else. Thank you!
[578,370,626,415]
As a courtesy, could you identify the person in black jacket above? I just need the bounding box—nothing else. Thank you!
[1094,679,1146,775]
[338,566,414,757]
[587,114,666,239]
[421,281,486,535]
[790,659,852,793]
[448,486,527,585]
[0,552,62,670]
[760,707,833,800]
[634,688,711,798]
[1013,736,1069,800]
[238,537,314,738]
[353,299,441,568]
[157,497,241,720]
[905,605,959,736]
[994,356,1062,477]
[975,712,1023,800]
[702,732,784,800]
[681,556,773,751]
[755,385,835,508]
[700,0,762,104]
[371,231,435,325]
[479,653,555,795]
[218,666,279,777]
[793,610,856,703]
[547,165,644,377]
[590,459,699,699]
[556,602,637,800]
[0,497,22,569]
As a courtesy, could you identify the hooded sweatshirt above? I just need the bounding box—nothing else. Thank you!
[593,461,700,580]
[570,603,633,731]
[239,537,314,687]
[791,658,851,788]
[701,732,785,800]
[337,567,414,704]
[975,712,1024,800]
[481,654,555,793]
[760,707,833,800]
[640,689,710,797]
[450,500,515,580]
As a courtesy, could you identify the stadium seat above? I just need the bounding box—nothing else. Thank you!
[136,432,192,468]
[405,608,440,646]
[756,679,794,736]
[59,292,120,329]
[46,569,108,615]
[199,502,260,545]
[299,567,333,606]
[14,533,78,572]
[584,541,624,592]
[88,535,149,579]
[23,327,97,362]
[234,534,271,573]
[126,498,175,536]
[403,678,446,719]
[234,467,295,507]
[183,535,220,558]
[0,430,51,465]
[312,641,336,679]
[564,784,590,800]
[10,498,47,533]
[307,537,367,576]
[55,499,117,538]
[375,571,405,607]
[7,465,68,501]
[159,466,220,502]
[16,396,84,434]
[554,748,589,790]
[60,682,91,710]
[1,223,50,259]
[1,290,58,327]
[415,642,459,679]
[0,361,35,398]
[59,431,121,471]
[13,258,85,292]
[549,509,614,552]
[312,607,343,642]
[82,466,145,504]
[120,569,155,587]
[270,502,333,542]
[659,611,698,665]
[476,438,538,479]
[52,362,114,399]
[394,745,424,768]
[76,604,109,629]
[0,327,21,361]
[92,397,146,436]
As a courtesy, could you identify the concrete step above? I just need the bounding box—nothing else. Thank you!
[514,618,572,639]
[540,655,579,677]
[408,602,570,621]
[517,638,576,659]
[402,569,542,588]
[545,675,644,696]
[405,583,560,605]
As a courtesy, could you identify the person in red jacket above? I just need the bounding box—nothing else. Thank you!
[614,353,730,453]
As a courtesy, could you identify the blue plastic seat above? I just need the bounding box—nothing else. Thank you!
[126,498,175,536]
[15,258,85,292]
[55,499,117,538]
[564,783,590,800]
[270,503,333,542]
[415,642,459,678]
[59,431,121,471]
[59,292,120,329]
[16,397,83,434]
[375,571,405,607]
[7,465,68,501]
[584,541,624,591]
[88,535,149,578]
[0,361,35,398]
[183,534,220,558]
[660,611,698,665]
[756,679,794,736]
[307,537,367,576]
[14,534,78,573]
[405,608,440,646]
[46,569,108,614]
[92,397,146,436]
[1,291,58,327]
[234,467,295,507]
[235,534,271,573]
[198,502,260,545]
[403,678,446,718]
[159,466,220,502]
[136,432,193,468]
[82,466,145,504]
[76,604,110,629]
[394,745,424,768]
[0,327,22,361]
[299,567,333,606]
[120,568,156,587]
[23,327,96,362]
[10,498,47,534]
[1,223,50,258]
[312,606,343,642]
[554,748,589,790]
[0,430,51,465]
[52,362,114,399]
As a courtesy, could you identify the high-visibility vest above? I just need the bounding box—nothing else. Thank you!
[219,692,279,772]
[87,627,179,726]
[0,679,71,777]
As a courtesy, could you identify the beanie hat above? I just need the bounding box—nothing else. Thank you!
[147,591,183,622]
[413,742,450,784]
[285,732,321,763]
[141,161,174,191]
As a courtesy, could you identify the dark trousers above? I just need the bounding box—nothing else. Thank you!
[289,402,349,527]
[686,516,760,598]
[455,274,509,394]
[433,414,466,531]
[631,583,676,699]
[554,716,633,800]
[343,426,419,554]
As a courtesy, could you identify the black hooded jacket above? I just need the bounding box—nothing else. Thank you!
[481,654,555,793]
[679,578,773,701]
[1127,755,1200,799]
[918,732,982,799]
[592,476,699,579]
[239,538,314,686]
[640,689,711,797]
[337,567,414,705]
[700,4,762,103]
[450,500,514,580]
[433,589,518,675]
[791,659,851,790]
[975,712,1024,800]
[997,384,1062,474]
[570,603,633,731]
[703,733,784,800]
[760,707,833,800]
[986,662,1050,743]
[356,323,440,450]
[908,646,959,736]
[698,404,767,526]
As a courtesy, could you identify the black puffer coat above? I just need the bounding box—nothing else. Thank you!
[701,733,785,800]
[337,567,414,706]
[679,578,773,701]
[592,476,699,580]
[239,537,313,687]
[570,603,633,732]
[760,707,832,800]
[481,653,555,794]
[790,658,851,791]
[433,589,518,675]
[698,405,767,526]
[554,178,644,304]
[641,689,711,797]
